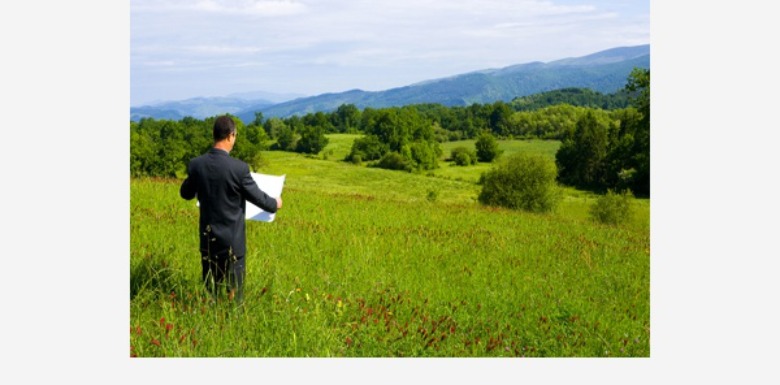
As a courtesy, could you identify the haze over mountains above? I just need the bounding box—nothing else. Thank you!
[130,44,649,122]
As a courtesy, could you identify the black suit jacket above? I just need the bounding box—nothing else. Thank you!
[180,148,278,257]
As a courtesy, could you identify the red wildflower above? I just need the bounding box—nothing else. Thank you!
[159,317,166,327]
[151,338,161,347]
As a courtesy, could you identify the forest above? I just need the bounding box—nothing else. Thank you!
[130,69,649,196]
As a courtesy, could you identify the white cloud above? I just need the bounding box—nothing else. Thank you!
[131,0,649,105]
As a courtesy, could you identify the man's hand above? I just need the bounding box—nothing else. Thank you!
[276,197,283,209]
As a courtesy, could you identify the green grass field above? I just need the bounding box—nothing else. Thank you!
[130,134,650,357]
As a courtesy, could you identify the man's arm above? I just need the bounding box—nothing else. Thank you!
[241,168,280,213]
[180,163,197,200]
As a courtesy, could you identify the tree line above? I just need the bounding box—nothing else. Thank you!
[130,68,649,196]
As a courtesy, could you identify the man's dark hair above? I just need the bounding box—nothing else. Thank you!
[213,115,236,142]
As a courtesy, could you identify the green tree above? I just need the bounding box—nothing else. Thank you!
[346,135,389,162]
[604,107,642,191]
[296,124,329,154]
[274,125,299,151]
[251,111,265,127]
[408,141,439,170]
[625,68,650,196]
[451,146,477,166]
[332,104,361,133]
[130,123,156,177]
[475,132,502,162]
[555,111,610,189]
[375,151,412,172]
[232,121,269,170]
[488,101,513,137]
[263,117,287,139]
[478,153,561,212]
[303,111,334,133]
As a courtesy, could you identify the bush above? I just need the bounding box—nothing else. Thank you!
[478,153,561,212]
[274,126,299,151]
[375,152,412,172]
[409,141,439,170]
[347,135,388,162]
[451,146,477,166]
[349,152,363,165]
[249,152,269,172]
[295,125,329,154]
[475,132,502,162]
[590,189,635,225]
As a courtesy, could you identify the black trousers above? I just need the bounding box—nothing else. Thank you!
[201,252,245,303]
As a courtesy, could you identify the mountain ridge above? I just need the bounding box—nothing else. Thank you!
[130,44,649,122]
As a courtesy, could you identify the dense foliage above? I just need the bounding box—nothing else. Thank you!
[450,146,478,166]
[478,153,561,213]
[555,69,650,196]
[130,115,268,177]
[130,70,649,194]
[510,87,631,111]
[474,132,502,162]
[345,107,441,172]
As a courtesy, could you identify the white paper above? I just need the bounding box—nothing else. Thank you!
[196,173,285,222]
[245,173,285,222]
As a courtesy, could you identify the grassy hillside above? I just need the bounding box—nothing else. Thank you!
[435,139,561,183]
[130,134,650,357]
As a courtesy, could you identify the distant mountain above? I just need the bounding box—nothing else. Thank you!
[130,96,275,122]
[129,90,305,122]
[237,45,649,120]
[131,44,649,122]
[226,90,306,104]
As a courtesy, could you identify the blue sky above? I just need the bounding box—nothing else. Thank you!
[131,0,648,106]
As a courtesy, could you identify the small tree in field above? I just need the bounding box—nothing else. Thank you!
[478,153,561,213]
[590,189,635,225]
[475,132,502,162]
[451,146,477,166]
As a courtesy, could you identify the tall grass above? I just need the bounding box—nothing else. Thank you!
[130,135,650,357]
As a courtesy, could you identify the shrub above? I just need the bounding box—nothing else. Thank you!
[590,189,635,225]
[478,153,561,212]
[475,132,502,162]
[375,152,412,172]
[295,125,329,154]
[249,152,269,172]
[274,126,299,151]
[451,146,478,166]
[409,141,439,170]
[347,135,388,162]
[349,152,363,165]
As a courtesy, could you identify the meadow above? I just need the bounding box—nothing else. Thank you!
[130,134,650,357]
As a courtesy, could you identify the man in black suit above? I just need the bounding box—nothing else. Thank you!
[180,115,282,303]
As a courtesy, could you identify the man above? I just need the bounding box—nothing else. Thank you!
[180,115,282,303]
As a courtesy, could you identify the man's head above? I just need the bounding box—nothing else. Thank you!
[213,115,237,152]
